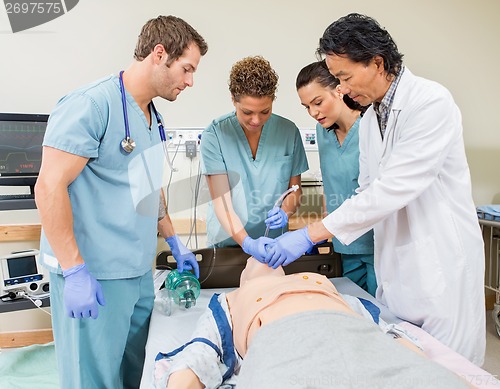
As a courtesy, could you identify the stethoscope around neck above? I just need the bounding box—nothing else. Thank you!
[119,70,177,171]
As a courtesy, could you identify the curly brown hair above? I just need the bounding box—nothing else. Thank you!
[229,56,278,102]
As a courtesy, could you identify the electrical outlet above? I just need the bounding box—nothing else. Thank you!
[299,128,318,151]
[166,130,176,142]
[165,128,204,150]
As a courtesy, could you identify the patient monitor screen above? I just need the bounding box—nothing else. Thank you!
[0,116,46,176]
[7,255,38,278]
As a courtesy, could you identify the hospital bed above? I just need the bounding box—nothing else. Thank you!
[479,218,500,337]
[140,245,499,389]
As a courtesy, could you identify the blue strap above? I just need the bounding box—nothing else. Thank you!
[358,297,381,324]
[208,293,237,382]
[155,337,222,362]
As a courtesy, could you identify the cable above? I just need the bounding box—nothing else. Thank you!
[186,158,196,248]
[199,246,216,286]
[171,137,181,165]
[25,295,51,315]
[16,291,52,316]
[186,158,202,250]
[194,159,202,249]
[165,137,183,211]
[161,139,178,173]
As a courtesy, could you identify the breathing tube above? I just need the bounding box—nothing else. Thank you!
[264,184,299,238]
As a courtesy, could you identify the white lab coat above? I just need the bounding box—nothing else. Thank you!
[323,68,485,365]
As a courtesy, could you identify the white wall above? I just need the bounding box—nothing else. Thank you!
[1,0,499,206]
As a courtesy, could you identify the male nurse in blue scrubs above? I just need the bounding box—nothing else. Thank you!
[35,16,207,389]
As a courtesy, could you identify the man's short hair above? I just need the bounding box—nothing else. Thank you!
[134,15,208,65]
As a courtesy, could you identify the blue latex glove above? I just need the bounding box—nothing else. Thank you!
[242,236,275,263]
[264,227,314,269]
[265,207,288,230]
[62,263,105,319]
[166,235,200,278]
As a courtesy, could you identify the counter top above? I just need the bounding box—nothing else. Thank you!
[0,213,323,243]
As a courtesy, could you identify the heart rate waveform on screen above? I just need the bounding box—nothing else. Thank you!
[0,122,45,175]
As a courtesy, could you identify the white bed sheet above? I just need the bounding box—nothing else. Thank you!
[140,272,499,389]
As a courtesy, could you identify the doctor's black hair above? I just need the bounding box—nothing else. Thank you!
[296,60,368,131]
[134,15,208,65]
[317,13,403,79]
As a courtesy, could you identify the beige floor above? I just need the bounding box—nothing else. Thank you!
[483,309,500,376]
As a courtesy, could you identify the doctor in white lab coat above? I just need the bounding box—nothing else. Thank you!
[264,13,485,365]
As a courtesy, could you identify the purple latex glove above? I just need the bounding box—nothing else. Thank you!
[62,263,105,319]
[265,207,288,230]
[242,236,275,263]
[264,227,314,269]
[166,235,200,278]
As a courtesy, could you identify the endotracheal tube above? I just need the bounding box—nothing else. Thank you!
[264,184,299,237]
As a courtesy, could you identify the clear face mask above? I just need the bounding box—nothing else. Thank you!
[157,269,201,316]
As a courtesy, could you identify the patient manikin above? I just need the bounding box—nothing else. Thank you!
[156,259,474,389]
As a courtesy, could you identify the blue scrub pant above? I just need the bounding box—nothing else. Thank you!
[49,270,154,389]
[341,253,377,297]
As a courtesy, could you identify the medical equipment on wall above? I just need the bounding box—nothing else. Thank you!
[0,249,49,297]
[264,184,300,238]
[119,70,177,172]
[156,269,201,316]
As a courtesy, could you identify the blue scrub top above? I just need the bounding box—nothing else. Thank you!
[39,75,164,279]
[201,112,308,247]
[317,118,374,254]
